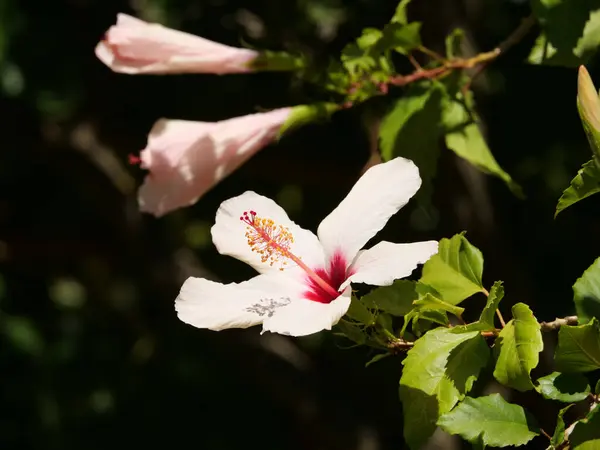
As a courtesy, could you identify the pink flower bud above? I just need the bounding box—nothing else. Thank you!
[95,14,259,75]
[578,65,600,132]
[137,108,292,216]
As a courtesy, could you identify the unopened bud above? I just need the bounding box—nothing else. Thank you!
[578,65,600,132]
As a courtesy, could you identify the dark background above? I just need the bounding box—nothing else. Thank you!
[1,0,598,449]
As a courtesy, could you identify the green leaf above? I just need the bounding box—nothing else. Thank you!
[402,307,449,338]
[555,159,600,217]
[570,404,600,449]
[365,353,391,367]
[379,22,422,55]
[391,0,412,24]
[356,28,383,50]
[362,280,417,316]
[341,43,377,75]
[443,94,523,197]
[419,232,485,305]
[376,312,394,334]
[493,303,543,392]
[379,84,444,205]
[573,256,600,324]
[437,394,539,447]
[278,103,339,138]
[445,28,464,59]
[450,281,504,334]
[346,296,376,325]
[529,1,600,67]
[480,281,504,329]
[536,372,591,402]
[2,315,44,357]
[399,328,489,449]
[413,293,465,318]
[551,404,574,449]
[334,320,366,345]
[596,379,600,394]
[555,319,600,373]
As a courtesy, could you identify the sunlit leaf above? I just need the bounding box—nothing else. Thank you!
[412,293,465,318]
[556,159,600,216]
[356,28,383,50]
[391,0,413,25]
[573,256,600,324]
[399,328,489,449]
[445,28,464,59]
[379,84,444,204]
[493,303,543,392]
[379,22,422,55]
[529,1,600,67]
[443,94,523,197]
[402,307,449,338]
[438,394,539,447]
[419,233,485,305]
[551,404,574,449]
[555,319,600,373]
[480,281,504,327]
[536,372,591,402]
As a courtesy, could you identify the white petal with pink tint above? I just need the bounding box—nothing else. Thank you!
[262,287,352,337]
[317,157,422,261]
[211,191,325,275]
[176,273,303,331]
[138,108,292,217]
[96,13,258,75]
[340,240,438,290]
[173,157,438,338]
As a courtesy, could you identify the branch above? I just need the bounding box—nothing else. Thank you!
[464,14,537,91]
[540,316,579,331]
[387,337,414,353]
[387,14,537,91]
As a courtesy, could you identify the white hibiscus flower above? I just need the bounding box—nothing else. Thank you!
[176,157,438,337]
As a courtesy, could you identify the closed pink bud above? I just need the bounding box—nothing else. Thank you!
[95,13,259,75]
[137,108,292,216]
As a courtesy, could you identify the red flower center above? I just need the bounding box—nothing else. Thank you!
[240,210,349,303]
[304,251,350,304]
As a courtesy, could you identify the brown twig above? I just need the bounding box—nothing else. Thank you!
[387,337,414,352]
[463,14,537,92]
[540,316,579,331]
[386,14,537,93]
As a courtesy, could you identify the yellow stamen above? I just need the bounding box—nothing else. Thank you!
[240,210,339,298]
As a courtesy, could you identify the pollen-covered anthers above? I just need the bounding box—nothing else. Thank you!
[239,210,295,270]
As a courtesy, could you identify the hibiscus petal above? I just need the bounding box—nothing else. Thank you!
[138,108,292,217]
[317,157,422,261]
[175,273,302,331]
[211,191,326,274]
[262,287,351,337]
[340,240,438,289]
[96,13,258,75]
